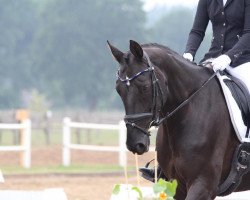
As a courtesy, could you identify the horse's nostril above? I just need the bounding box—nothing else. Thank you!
[135,143,147,155]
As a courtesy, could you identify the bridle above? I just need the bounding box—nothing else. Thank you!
[117,51,165,136]
[117,52,217,137]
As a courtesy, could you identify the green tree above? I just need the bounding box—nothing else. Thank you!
[32,0,146,109]
[0,0,38,108]
[148,6,212,62]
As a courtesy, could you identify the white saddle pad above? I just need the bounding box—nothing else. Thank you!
[217,73,250,143]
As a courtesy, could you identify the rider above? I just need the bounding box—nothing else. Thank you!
[140,0,250,182]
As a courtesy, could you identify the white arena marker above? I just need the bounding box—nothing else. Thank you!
[0,188,68,200]
[42,188,68,200]
[216,191,250,200]
[0,170,4,183]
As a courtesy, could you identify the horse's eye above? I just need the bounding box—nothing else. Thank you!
[141,85,150,93]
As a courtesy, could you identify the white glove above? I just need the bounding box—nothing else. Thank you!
[211,55,231,72]
[183,53,193,62]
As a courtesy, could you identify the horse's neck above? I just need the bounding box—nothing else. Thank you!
[159,57,207,150]
[145,46,210,113]
[161,54,207,110]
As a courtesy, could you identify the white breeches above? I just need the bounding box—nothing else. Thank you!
[226,62,250,94]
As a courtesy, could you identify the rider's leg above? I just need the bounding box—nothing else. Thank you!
[226,62,250,94]
[139,165,163,182]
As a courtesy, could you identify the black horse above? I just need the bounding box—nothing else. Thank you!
[108,40,250,200]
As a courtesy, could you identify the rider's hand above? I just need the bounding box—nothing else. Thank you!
[212,54,231,72]
[183,53,193,62]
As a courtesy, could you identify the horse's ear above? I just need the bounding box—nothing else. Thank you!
[107,40,124,63]
[129,40,143,60]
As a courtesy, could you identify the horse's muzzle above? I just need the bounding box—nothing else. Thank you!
[127,140,149,155]
[135,142,149,155]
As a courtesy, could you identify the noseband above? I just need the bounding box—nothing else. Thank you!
[117,51,165,136]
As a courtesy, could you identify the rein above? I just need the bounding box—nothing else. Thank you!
[156,71,217,125]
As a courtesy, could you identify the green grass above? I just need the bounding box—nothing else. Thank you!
[0,128,122,146]
[1,164,135,175]
[70,129,119,145]
[0,128,157,146]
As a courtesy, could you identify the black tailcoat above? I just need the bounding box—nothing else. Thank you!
[185,0,250,67]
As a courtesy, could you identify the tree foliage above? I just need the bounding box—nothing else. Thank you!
[0,0,146,109]
[148,6,212,61]
[0,1,212,110]
[32,0,146,109]
[0,0,37,108]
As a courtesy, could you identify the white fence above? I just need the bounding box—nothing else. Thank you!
[0,119,31,168]
[62,117,128,167]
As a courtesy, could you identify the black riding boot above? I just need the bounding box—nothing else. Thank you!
[139,165,162,182]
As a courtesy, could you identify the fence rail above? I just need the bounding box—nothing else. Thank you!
[62,117,127,167]
[62,117,156,167]
[0,119,31,168]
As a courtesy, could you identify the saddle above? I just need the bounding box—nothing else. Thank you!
[216,70,250,196]
[222,70,250,137]
[217,70,250,142]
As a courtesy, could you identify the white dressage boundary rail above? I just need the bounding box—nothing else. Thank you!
[62,117,156,167]
[0,119,31,168]
[216,191,250,199]
[62,117,127,167]
[0,188,68,200]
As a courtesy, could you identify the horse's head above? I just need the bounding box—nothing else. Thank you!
[108,40,167,155]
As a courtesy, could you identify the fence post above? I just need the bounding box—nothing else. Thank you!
[23,119,31,168]
[119,121,127,167]
[63,117,71,166]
